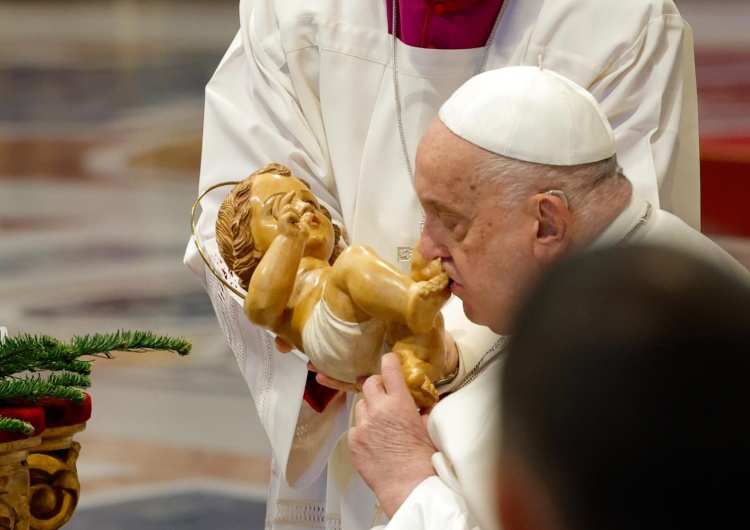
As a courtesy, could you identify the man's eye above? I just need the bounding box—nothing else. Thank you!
[438,212,458,229]
[439,213,467,240]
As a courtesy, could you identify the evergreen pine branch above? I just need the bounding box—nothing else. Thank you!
[0,333,60,359]
[0,330,191,379]
[0,330,190,435]
[70,330,192,357]
[0,416,35,436]
[0,334,65,377]
[0,333,93,376]
[0,378,86,404]
[28,359,93,376]
[44,372,92,390]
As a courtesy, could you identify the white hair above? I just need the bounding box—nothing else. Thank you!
[475,151,624,226]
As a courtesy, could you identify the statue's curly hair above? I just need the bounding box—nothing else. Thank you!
[216,163,342,290]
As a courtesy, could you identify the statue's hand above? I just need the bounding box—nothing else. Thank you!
[278,191,311,239]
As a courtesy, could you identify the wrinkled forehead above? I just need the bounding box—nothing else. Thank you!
[416,120,491,204]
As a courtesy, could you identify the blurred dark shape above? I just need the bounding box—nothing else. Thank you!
[501,245,750,530]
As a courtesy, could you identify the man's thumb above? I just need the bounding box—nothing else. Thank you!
[380,352,409,396]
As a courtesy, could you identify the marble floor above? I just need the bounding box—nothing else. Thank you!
[0,0,749,525]
[0,0,275,515]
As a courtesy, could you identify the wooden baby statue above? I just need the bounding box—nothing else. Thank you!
[215,163,451,409]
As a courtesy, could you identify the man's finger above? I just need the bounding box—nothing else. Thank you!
[352,395,368,425]
[361,373,386,400]
[275,336,293,353]
[379,352,411,398]
[420,408,432,429]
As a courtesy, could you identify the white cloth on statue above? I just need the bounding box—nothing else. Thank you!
[184,0,700,527]
[302,298,385,383]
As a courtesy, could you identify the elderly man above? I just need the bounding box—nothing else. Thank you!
[348,65,750,529]
[499,245,750,530]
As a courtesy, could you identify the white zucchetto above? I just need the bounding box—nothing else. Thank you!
[438,66,615,166]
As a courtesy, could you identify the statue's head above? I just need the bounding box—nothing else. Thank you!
[217,163,341,289]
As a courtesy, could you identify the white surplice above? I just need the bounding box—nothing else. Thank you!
[589,195,750,283]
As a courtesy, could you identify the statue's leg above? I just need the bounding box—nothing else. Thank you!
[325,245,449,334]
[404,273,450,335]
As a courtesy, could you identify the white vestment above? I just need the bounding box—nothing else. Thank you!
[185,0,700,528]
[589,195,750,283]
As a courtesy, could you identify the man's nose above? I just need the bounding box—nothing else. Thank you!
[418,225,448,261]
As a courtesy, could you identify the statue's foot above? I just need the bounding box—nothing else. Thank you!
[395,349,441,410]
[406,273,451,334]
[410,376,439,410]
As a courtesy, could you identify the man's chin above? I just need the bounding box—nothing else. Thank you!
[459,297,482,324]
[462,299,505,334]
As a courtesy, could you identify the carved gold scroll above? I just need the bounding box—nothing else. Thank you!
[0,437,41,530]
[27,423,85,530]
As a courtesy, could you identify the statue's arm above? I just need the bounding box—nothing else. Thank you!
[245,203,310,330]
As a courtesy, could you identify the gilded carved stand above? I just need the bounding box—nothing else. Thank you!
[0,437,41,530]
[0,423,84,530]
[27,423,85,530]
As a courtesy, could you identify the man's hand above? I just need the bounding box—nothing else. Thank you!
[308,362,361,393]
[348,352,437,518]
[274,336,294,353]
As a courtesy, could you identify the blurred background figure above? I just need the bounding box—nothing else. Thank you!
[499,244,750,530]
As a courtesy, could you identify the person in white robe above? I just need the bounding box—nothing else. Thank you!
[185,0,702,528]
[348,66,750,529]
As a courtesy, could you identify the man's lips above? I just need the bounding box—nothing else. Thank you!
[443,271,461,290]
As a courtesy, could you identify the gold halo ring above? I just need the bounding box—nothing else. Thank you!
[190,181,246,299]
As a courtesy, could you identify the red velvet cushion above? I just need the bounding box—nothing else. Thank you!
[0,405,46,443]
[39,393,92,428]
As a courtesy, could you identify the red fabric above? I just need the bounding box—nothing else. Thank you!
[39,393,92,428]
[0,405,46,443]
[303,371,340,413]
[386,0,506,49]
[700,136,750,237]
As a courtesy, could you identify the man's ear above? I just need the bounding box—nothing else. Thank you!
[532,193,571,264]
